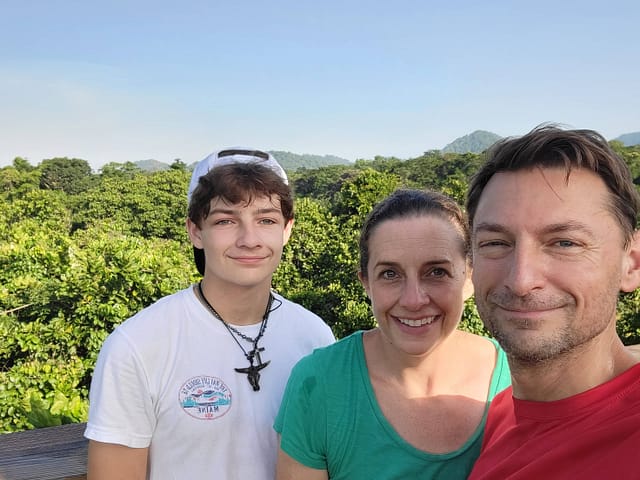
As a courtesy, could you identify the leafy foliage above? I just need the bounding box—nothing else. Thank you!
[618,290,640,345]
[2,147,640,432]
[39,157,96,194]
[70,168,191,241]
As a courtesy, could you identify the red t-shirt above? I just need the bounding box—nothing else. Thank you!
[469,362,640,479]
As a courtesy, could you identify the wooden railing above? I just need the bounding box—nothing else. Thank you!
[1,344,640,480]
[0,422,87,480]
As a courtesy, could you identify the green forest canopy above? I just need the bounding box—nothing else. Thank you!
[1,144,640,432]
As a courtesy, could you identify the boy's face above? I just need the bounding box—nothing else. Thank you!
[187,194,293,291]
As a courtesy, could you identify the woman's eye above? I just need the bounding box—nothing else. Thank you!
[430,268,447,277]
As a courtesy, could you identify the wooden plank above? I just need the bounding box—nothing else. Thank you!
[0,423,87,480]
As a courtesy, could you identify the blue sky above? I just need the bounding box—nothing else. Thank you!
[1,0,638,169]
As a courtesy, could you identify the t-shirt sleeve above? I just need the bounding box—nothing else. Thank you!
[84,329,155,448]
[487,338,512,400]
[274,354,328,470]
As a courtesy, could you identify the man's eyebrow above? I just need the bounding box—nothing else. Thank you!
[473,222,509,234]
[539,221,596,238]
[473,221,595,237]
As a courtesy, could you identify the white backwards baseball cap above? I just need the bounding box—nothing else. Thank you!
[187,147,288,203]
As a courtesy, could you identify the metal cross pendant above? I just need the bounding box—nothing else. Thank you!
[235,347,270,391]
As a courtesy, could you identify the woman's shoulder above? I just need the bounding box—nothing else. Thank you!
[451,332,509,375]
[454,332,511,393]
[455,330,500,353]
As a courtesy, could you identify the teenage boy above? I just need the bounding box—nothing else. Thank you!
[85,148,335,479]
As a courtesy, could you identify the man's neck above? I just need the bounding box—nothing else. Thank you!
[509,332,637,401]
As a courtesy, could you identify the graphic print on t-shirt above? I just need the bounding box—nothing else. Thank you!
[179,375,232,420]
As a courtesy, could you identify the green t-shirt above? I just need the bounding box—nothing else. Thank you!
[274,331,511,479]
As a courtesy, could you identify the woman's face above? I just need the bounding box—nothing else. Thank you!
[359,214,471,358]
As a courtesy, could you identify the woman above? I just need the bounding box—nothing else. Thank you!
[274,189,510,479]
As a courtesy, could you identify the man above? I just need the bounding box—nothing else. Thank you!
[466,125,640,479]
[84,148,335,479]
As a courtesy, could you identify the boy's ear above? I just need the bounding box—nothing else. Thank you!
[282,219,294,245]
[621,230,640,293]
[186,218,203,249]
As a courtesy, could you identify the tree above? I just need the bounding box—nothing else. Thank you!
[0,163,41,201]
[3,148,640,432]
[39,157,95,195]
[13,157,36,172]
[273,196,373,338]
[98,161,142,179]
[169,159,188,171]
[331,168,401,218]
[290,164,357,201]
[71,168,191,241]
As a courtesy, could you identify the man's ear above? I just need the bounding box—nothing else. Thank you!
[621,230,640,293]
[186,218,204,249]
[282,219,294,246]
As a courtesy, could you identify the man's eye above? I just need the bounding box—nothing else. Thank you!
[556,240,576,248]
[478,240,508,248]
[381,270,397,280]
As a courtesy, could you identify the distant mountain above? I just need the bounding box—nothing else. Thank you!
[133,151,352,173]
[134,159,171,172]
[268,151,352,170]
[613,132,640,146]
[442,130,503,154]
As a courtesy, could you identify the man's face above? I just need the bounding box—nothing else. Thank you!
[471,167,637,363]
[187,194,293,291]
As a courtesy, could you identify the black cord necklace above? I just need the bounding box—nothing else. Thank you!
[197,282,277,391]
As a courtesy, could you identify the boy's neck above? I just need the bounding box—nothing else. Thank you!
[197,278,274,326]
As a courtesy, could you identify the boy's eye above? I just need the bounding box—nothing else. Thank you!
[214,219,232,225]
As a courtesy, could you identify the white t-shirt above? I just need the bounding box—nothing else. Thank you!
[85,286,335,480]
